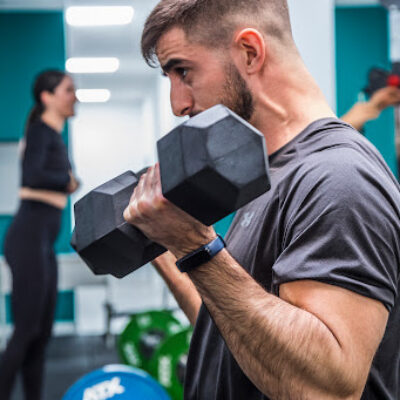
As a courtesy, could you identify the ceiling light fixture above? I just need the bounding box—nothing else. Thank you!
[66,6,134,26]
[66,57,120,73]
[76,89,111,103]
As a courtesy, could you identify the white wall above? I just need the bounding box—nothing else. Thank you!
[0,143,19,214]
[70,101,157,201]
[288,0,337,110]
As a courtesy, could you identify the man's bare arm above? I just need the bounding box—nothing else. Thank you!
[186,249,388,400]
[152,251,201,326]
[124,165,389,399]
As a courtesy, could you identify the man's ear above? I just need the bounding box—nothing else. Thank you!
[233,28,266,74]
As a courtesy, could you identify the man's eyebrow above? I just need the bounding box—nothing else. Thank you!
[161,58,184,74]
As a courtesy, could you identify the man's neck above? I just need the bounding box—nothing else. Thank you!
[41,110,65,133]
[250,62,336,155]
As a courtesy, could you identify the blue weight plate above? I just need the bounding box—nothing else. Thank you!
[63,364,171,400]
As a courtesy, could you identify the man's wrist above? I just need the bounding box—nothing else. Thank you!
[176,235,226,273]
[169,233,216,260]
[171,239,214,260]
[170,230,216,260]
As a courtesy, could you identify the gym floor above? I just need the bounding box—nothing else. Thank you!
[7,336,119,400]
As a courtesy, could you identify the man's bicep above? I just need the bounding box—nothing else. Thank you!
[279,280,389,387]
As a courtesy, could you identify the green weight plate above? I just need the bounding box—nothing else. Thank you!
[148,327,193,400]
[118,310,183,373]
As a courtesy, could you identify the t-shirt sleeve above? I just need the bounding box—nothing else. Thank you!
[23,124,70,191]
[272,149,400,311]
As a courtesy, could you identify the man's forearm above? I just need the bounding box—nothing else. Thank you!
[152,252,202,326]
[187,250,363,399]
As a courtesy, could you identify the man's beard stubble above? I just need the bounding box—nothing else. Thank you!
[221,63,255,122]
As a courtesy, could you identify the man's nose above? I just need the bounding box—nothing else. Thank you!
[170,81,194,117]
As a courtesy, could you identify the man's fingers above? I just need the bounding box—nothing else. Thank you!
[145,165,155,193]
[123,203,132,222]
[124,198,145,223]
[154,163,162,195]
[124,165,158,223]
[148,164,165,207]
[136,169,147,198]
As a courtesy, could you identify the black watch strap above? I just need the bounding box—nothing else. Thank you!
[176,235,226,273]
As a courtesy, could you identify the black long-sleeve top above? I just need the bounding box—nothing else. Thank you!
[22,120,71,192]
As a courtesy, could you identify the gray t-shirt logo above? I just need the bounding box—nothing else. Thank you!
[240,211,255,228]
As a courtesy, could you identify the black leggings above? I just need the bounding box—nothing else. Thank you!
[0,200,62,400]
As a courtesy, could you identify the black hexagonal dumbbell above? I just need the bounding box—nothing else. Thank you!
[72,104,271,278]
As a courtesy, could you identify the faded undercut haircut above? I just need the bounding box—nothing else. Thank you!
[141,0,295,67]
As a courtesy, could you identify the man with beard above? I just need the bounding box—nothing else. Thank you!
[124,1,400,399]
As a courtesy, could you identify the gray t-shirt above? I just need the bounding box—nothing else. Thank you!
[184,118,400,400]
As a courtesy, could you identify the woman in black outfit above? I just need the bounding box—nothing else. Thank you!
[0,70,79,400]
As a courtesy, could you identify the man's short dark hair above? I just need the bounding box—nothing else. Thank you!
[141,0,294,67]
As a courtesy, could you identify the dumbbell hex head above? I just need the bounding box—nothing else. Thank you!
[158,104,270,225]
[72,171,165,278]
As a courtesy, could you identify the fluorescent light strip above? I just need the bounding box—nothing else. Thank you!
[66,6,134,26]
[76,89,111,103]
[66,57,120,73]
[335,0,379,5]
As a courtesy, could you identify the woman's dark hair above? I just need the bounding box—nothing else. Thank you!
[25,69,66,133]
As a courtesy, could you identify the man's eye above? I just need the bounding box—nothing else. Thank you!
[176,67,188,79]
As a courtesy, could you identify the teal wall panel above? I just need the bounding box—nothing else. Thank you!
[0,11,73,254]
[0,12,66,141]
[56,199,73,254]
[0,216,13,254]
[335,6,398,177]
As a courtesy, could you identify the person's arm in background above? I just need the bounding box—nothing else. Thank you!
[341,86,400,131]
[66,170,80,194]
[152,251,202,326]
